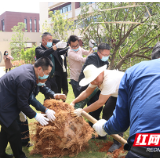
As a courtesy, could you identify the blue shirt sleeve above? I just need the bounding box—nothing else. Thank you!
[103,71,130,135]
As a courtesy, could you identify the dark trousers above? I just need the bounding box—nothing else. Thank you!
[87,90,103,127]
[45,76,58,99]
[70,79,80,98]
[6,68,11,73]
[18,119,30,145]
[55,74,68,96]
[125,151,145,158]
[0,119,26,158]
[102,96,123,143]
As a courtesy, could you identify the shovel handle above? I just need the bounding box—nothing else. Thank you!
[81,110,127,145]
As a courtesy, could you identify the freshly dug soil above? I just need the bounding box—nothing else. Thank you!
[96,141,127,158]
[30,99,95,158]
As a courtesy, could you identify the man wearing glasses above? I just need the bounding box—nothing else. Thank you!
[68,35,94,98]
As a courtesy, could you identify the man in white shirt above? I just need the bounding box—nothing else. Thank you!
[71,64,124,152]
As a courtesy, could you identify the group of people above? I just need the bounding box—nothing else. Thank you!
[0,31,160,158]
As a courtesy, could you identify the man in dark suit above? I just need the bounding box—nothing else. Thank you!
[20,78,66,147]
[35,32,67,97]
[52,39,69,97]
[0,57,53,158]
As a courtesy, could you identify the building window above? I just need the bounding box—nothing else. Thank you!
[30,19,32,32]
[34,19,37,32]
[88,2,95,5]
[24,18,27,31]
[53,4,71,14]
[1,19,5,31]
[80,2,95,7]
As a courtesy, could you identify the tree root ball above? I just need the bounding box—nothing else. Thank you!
[30,99,95,158]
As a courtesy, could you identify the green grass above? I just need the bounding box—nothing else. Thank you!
[4,83,129,158]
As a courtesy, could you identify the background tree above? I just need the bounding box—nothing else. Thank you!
[42,10,75,41]
[77,2,160,71]
[10,22,29,60]
[21,46,36,64]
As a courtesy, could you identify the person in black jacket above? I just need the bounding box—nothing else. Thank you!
[35,32,68,98]
[19,78,66,147]
[52,39,69,97]
[78,43,109,130]
[0,57,54,158]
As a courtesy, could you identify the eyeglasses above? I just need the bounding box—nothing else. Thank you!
[71,43,79,49]
[99,51,110,57]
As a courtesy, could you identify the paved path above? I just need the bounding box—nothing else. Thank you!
[0,66,5,78]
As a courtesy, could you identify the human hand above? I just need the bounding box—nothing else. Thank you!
[70,101,76,107]
[19,111,27,122]
[92,47,98,51]
[54,93,66,101]
[89,39,96,48]
[93,119,107,137]
[56,41,67,49]
[45,109,56,122]
[74,108,83,117]
[34,113,49,126]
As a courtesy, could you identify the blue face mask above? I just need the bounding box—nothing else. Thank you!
[101,55,109,62]
[37,82,45,86]
[6,53,8,55]
[46,42,52,48]
[72,47,79,52]
[38,70,49,80]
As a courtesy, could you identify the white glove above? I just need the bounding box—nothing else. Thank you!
[34,113,49,126]
[92,47,98,51]
[70,102,75,107]
[74,108,83,117]
[89,39,96,48]
[54,93,66,100]
[56,41,67,49]
[93,119,107,137]
[45,109,56,122]
[19,111,27,122]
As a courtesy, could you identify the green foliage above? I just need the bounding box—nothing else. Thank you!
[77,2,160,71]
[10,22,29,60]
[42,10,75,41]
[20,46,36,64]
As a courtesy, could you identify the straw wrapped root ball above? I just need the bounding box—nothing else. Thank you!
[31,99,95,158]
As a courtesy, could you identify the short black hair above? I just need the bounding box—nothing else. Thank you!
[34,57,53,70]
[151,42,160,59]
[4,51,8,55]
[68,35,79,44]
[98,43,111,52]
[52,39,60,44]
[42,32,52,39]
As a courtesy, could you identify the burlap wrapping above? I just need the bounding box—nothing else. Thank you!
[30,99,95,158]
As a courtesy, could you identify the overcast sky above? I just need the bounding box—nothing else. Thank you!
[0,2,39,15]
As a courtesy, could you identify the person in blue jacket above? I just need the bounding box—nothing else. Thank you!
[93,43,160,158]
[0,57,54,158]
[19,78,66,147]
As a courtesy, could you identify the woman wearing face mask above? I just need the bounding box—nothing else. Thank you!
[3,51,14,73]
